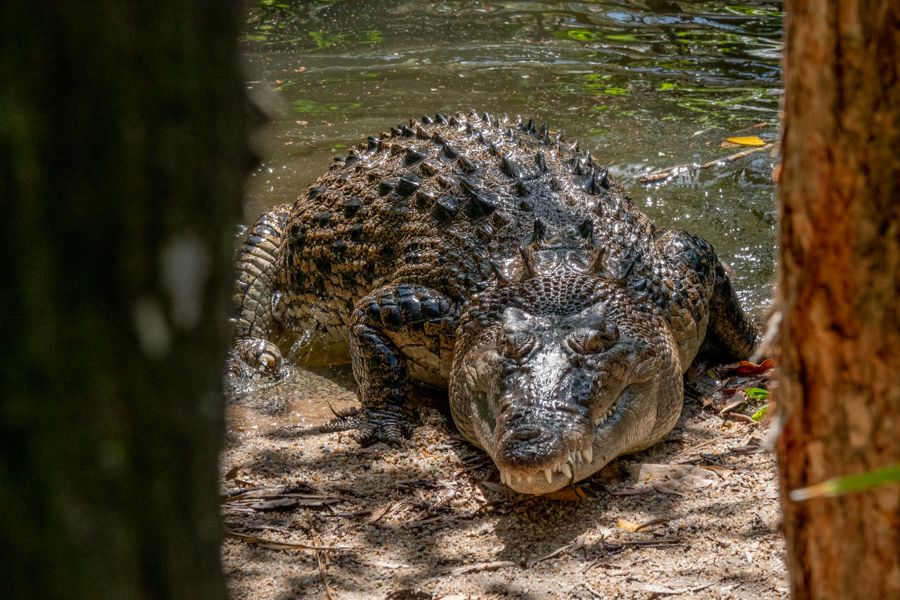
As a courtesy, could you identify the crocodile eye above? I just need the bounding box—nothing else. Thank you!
[566,325,618,354]
[499,331,536,359]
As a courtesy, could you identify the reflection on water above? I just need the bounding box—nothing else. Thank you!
[236,0,782,414]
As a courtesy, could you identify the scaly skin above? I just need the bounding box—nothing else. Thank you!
[228,111,757,494]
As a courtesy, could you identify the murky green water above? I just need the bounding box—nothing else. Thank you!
[242,0,781,318]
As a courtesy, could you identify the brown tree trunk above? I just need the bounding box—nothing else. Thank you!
[777,2,900,599]
[0,2,247,598]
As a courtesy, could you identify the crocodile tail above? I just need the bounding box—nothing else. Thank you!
[231,204,292,340]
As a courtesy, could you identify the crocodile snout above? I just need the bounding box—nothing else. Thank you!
[497,423,563,467]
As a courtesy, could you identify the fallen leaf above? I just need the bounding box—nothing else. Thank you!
[734,358,775,374]
[727,413,756,424]
[726,135,766,146]
[368,502,393,523]
[616,518,641,532]
[751,405,769,421]
[628,463,718,490]
[700,464,734,478]
[718,394,746,415]
[654,485,688,496]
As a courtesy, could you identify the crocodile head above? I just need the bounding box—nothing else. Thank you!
[450,274,681,495]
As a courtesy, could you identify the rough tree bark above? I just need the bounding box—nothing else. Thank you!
[0,3,247,598]
[777,2,899,599]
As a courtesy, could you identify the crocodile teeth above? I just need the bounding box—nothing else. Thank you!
[593,402,619,428]
[582,446,594,464]
[544,468,553,484]
[500,469,542,488]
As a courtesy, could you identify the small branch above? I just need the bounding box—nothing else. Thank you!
[449,561,517,576]
[308,518,336,600]
[640,144,774,183]
[224,529,355,552]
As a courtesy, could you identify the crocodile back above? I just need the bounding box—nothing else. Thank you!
[277,111,660,335]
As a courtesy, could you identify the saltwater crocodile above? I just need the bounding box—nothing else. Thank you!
[229,111,757,495]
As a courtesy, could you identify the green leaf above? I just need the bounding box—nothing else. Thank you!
[751,405,768,421]
[744,387,770,401]
[605,33,638,42]
[790,463,900,501]
[557,29,598,42]
[603,87,628,96]
[658,82,677,92]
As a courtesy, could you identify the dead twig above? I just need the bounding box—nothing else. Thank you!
[223,529,355,552]
[308,517,335,600]
[629,580,715,596]
[449,561,517,576]
[530,534,587,566]
[640,144,773,183]
[634,517,670,532]
[604,536,684,549]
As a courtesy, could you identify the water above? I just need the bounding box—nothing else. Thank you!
[237,0,782,418]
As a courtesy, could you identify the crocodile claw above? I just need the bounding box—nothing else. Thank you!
[356,409,410,447]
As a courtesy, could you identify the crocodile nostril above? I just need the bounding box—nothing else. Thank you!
[507,426,544,441]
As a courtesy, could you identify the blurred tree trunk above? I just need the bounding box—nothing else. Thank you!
[777,2,899,599]
[0,2,247,598]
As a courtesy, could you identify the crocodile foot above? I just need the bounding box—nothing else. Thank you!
[357,408,410,447]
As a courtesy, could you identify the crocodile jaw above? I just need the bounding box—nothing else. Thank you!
[495,401,610,494]
[493,393,645,495]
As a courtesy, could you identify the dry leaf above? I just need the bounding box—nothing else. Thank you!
[718,393,746,415]
[734,358,775,374]
[368,503,393,523]
[628,463,718,491]
[616,518,641,532]
[726,135,766,146]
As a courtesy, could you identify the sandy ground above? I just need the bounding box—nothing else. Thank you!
[221,362,786,599]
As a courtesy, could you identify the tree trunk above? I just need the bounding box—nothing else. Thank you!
[0,3,247,598]
[777,2,900,599]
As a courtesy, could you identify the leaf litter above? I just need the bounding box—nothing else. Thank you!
[222,363,787,599]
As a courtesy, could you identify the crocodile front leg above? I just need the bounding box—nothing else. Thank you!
[655,229,758,363]
[350,284,458,446]
[229,204,292,377]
